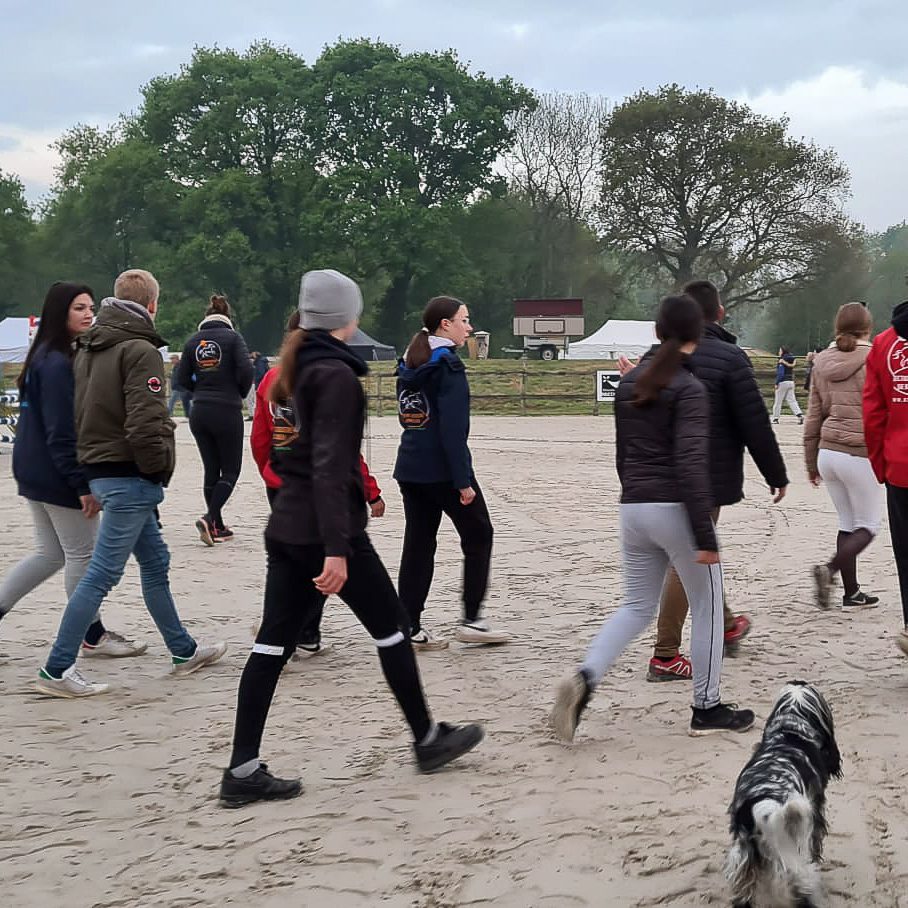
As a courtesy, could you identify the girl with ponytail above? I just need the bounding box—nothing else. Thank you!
[551,294,755,741]
[394,296,509,649]
[804,301,881,608]
[178,293,254,544]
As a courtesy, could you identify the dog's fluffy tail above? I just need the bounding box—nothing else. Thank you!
[727,796,816,904]
[755,796,813,866]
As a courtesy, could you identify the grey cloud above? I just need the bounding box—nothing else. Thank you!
[2,0,906,226]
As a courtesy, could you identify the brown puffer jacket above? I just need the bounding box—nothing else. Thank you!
[803,342,871,474]
[73,302,176,484]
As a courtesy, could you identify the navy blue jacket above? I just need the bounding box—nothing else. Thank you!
[177,318,253,409]
[13,346,90,509]
[393,347,473,489]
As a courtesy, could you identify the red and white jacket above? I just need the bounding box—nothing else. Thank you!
[863,325,908,488]
[250,366,382,501]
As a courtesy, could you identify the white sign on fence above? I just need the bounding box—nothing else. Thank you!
[595,371,622,402]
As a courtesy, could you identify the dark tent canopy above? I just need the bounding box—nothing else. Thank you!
[350,328,397,361]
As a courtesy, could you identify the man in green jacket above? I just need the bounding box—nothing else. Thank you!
[37,269,227,698]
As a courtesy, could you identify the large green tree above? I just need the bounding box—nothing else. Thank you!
[307,39,533,344]
[598,85,851,311]
[139,41,322,348]
[0,171,39,317]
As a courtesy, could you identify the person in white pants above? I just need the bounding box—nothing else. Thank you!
[804,302,882,608]
[772,346,803,424]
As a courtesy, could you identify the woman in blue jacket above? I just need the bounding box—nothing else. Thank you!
[0,282,145,658]
[394,296,509,650]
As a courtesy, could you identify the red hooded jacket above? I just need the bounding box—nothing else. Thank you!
[863,319,908,488]
[251,366,382,501]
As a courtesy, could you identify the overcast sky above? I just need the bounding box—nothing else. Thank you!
[2,0,906,230]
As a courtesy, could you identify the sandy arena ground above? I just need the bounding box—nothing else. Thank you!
[1,416,906,908]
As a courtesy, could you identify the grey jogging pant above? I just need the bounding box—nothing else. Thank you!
[581,502,724,709]
[0,499,101,622]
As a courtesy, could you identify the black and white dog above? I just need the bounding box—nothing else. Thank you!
[725,681,842,908]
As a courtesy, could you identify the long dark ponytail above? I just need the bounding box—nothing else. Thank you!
[633,295,703,407]
[404,296,464,369]
[17,282,95,395]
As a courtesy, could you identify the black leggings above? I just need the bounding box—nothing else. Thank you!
[228,534,432,769]
[887,483,908,626]
[398,479,494,632]
[266,486,323,646]
[189,403,244,529]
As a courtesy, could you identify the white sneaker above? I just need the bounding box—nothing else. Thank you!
[171,641,228,677]
[81,631,148,658]
[455,619,510,645]
[35,665,109,699]
[410,628,449,651]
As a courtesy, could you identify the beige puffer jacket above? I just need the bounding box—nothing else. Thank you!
[803,342,871,474]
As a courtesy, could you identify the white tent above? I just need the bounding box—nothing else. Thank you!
[0,317,33,365]
[565,319,656,360]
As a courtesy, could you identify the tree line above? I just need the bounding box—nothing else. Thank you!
[1,39,905,354]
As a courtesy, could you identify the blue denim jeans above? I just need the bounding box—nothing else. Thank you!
[45,477,196,677]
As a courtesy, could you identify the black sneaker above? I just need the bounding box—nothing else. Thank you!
[842,590,880,608]
[550,670,593,742]
[219,763,303,808]
[414,722,484,773]
[688,703,755,737]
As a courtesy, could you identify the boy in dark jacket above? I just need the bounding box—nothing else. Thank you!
[37,269,228,698]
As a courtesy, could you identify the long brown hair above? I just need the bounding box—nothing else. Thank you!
[633,295,703,407]
[270,310,304,403]
[404,296,464,369]
[833,302,872,353]
[206,293,232,319]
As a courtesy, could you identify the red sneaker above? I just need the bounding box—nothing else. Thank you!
[724,614,751,647]
[212,526,234,542]
[647,654,692,682]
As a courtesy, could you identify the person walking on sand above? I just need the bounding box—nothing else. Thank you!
[551,294,755,741]
[806,303,882,610]
[178,294,253,545]
[36,269,227,698]
[772,346,804,424]
[219,270,482,808]
[863,300,908,657]
[0,282,145,659]
[622,280,788,680]
[393,296,508,651]
[250,310,386,656]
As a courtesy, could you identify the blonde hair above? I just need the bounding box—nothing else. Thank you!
[834,302,872,353]
[114,269,160,309]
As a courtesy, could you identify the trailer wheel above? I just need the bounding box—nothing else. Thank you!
[539,345,557,362]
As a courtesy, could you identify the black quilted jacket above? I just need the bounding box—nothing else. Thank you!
[688,322,788,506]
[616,356,717,552]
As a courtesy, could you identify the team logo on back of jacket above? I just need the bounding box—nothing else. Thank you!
[398,390,430,429]
[270,399,300,451]
[887,338,908,400]
[195,339,221,370]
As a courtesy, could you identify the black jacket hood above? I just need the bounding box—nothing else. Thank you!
[892,301,908,339]
[297,329,368,376]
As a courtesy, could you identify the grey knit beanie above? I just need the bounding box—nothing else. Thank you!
[298,269,364,331]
